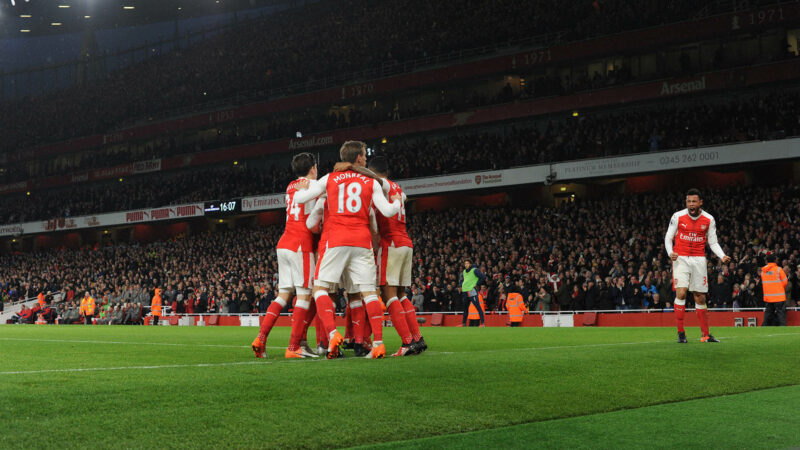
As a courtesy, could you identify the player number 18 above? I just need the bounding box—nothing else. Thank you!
[338,182,363,214]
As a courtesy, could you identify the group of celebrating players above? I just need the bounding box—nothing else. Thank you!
[250,141,426,359]
[250,138,733,355]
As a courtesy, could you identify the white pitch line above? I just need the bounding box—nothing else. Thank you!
[0,360,271,375]
[0,337,285,350]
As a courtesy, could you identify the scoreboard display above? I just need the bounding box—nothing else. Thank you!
[203,199,241,216]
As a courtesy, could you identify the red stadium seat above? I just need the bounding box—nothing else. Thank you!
[582,312,598,326]
[207,315,219,326]
[430,314,444,326]
[169,316,179,326]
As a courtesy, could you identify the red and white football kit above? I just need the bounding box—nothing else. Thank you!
[664,208,725,293]
[293,169,401,356]
[276,178,316,293]
[293,170,400,290]
[375,179,413,287]
[374,178,422,345]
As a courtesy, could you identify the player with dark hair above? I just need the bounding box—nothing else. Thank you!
[293,141,402,359]
[251,152,320,359]
[665,188,731,343]
[368,156,426,355]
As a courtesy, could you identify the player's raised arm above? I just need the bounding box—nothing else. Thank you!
[293,174,328,204]
[664,213,678,260]
[706,217,730,263]
[372,179,401,217]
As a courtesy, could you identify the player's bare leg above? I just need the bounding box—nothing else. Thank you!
[312,284,344,358]
[380,285,414,356]
[694,292,718,342]
[252,290,292,358]
[674,287,688,343]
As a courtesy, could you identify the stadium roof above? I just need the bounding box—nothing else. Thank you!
[0,0,283,38]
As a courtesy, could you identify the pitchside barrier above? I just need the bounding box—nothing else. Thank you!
[134,308,800,327]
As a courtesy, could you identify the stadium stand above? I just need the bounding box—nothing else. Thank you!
[2,85,798,224]
[3,184,800,320]
[0,0,705,151]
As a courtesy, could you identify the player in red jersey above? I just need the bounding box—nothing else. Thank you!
[293,141,402,359]
[367,156,426,356]
[251,153,320,359]
[664,188,731,343]
[306,195,374,357]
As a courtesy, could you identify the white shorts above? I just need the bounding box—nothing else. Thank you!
[339,270,360,295]
[377,244,413,287]
[315,245,377,292]
[673,256,708,293]
[277,248,315,291]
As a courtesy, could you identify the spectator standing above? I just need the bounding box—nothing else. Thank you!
[534,287,552,312]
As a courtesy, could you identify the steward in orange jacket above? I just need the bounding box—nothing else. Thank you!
[79,292,95,325]
[506,291,528,327]
[151,288,163,326]
[761,254,788,326]
[467,294,486,325]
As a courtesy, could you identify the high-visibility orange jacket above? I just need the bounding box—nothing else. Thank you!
[151,289,163,317]
[80,296,95,316]
[761,263,788,303]
[468,294,486,320]
[37,293,46,308]
[506,292,528,323]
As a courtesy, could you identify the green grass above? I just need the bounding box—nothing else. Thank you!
[1,325,799,449]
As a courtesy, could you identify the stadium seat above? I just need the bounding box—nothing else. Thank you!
[169,316,179,326]
[430,314,443,326]
[207,315,219,326]
[582,312,598,326]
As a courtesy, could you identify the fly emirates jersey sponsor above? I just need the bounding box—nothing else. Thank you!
[374,179,412,248]
[276,178,315,252]
[667,209,718,257]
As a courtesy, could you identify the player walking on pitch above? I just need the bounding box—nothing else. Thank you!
[664,188,731,343]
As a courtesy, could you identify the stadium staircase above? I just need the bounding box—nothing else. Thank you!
[0,294,64,323]
[1,297,38,323]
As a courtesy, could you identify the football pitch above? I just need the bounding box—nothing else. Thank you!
[1,325,799,449]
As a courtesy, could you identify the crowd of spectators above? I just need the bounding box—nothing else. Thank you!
[9,33,796,185]
[0,0,704,152]
[403,183,800,313]
[3,183,800,320]
[3,87,799,224]
[1,228,287,323]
